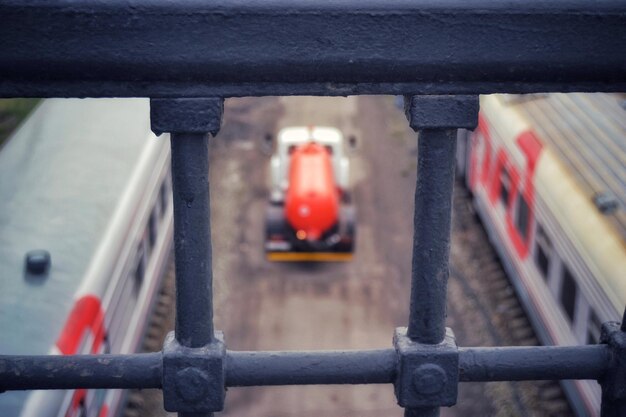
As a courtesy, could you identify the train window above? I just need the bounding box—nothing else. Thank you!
[560,266,577,322]
[534,225,552,280]
[515,194,530,240]
[133,245,145,296]
[148,210,157,250]
[587,310,602,344]
[500,167,511,207]
[159,178,169,219]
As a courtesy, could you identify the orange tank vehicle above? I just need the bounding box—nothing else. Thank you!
[265,126,356,262]
[285,142,339,241]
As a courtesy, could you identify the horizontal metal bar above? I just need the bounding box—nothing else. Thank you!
[0,345,611,391]
[1,0,625,97]
[225,349,397,386]
[227,345,611,386]
[458,345,610,381]
[0,353,162,391]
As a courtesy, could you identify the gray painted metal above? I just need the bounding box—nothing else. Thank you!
[151,98,224,136]
[0,1,625,415]
[226,349,397,386]
[406,129,458,344]
[0,353,162,391]
[404,96,479,130]
[162,332,225,413]
[169,132,215,348]
[155,98,224,417]
[599,321,626,417]
[459,345,610,382]
[1,1,626,98]
[0,344,612,390]
[393,328,459,408]
[404,407,440,417]
[402,95,478,417]
[170,131,215,349]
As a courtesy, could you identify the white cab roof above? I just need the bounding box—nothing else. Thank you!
[278,126,343,146]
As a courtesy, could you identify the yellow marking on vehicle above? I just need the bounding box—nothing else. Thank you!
[266,252,353,262]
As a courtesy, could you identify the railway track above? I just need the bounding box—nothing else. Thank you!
[124,179,573,417]
[123,255,176,417]
[124,96,575,416]
[450,179,573,417]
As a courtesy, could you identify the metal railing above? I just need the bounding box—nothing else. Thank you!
[0,1,625,417]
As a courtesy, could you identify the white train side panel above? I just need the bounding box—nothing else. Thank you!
[461,95,626,417]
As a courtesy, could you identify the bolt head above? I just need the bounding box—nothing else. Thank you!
[175,367,210,402]
[412,364,447,395]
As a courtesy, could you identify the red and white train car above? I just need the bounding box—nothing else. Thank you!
[0,99,173,417]
[457,93,626,417]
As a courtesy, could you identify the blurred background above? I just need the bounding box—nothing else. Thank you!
[1,94,624,417]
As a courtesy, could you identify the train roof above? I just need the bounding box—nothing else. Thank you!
[505,93,626,240]
[0,98,153,358]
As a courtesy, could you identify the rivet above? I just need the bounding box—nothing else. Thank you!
[175,367,210,402]
[412,363,447,395]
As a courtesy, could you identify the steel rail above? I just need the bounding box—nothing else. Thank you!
[1,0,625,97]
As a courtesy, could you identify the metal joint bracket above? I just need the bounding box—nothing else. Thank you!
[393,327,459,408]
[599,317,626,417]
[150,97,224,136]
[162,331,226,413]
[404,95,479,130]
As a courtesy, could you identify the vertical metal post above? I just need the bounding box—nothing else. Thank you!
[405,406,441,417]
[170,133,214,348]
[599,309,626,417]
[407,129,457,344]
[151,98,225,417]
[402,95,479,417]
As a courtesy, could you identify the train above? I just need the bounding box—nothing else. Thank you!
[265,126,356,262]
[0,98,173,417]
[456,93,626,417]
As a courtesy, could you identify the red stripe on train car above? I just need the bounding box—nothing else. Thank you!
[66,389,86,417]
[507,130,544,259]
[56,295,106,355]
[98,404,109,417]
[516,130,543,202]
[516,130,543,173]
[478,114,493,188]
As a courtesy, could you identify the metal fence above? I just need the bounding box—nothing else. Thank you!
[0,1,625,417]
